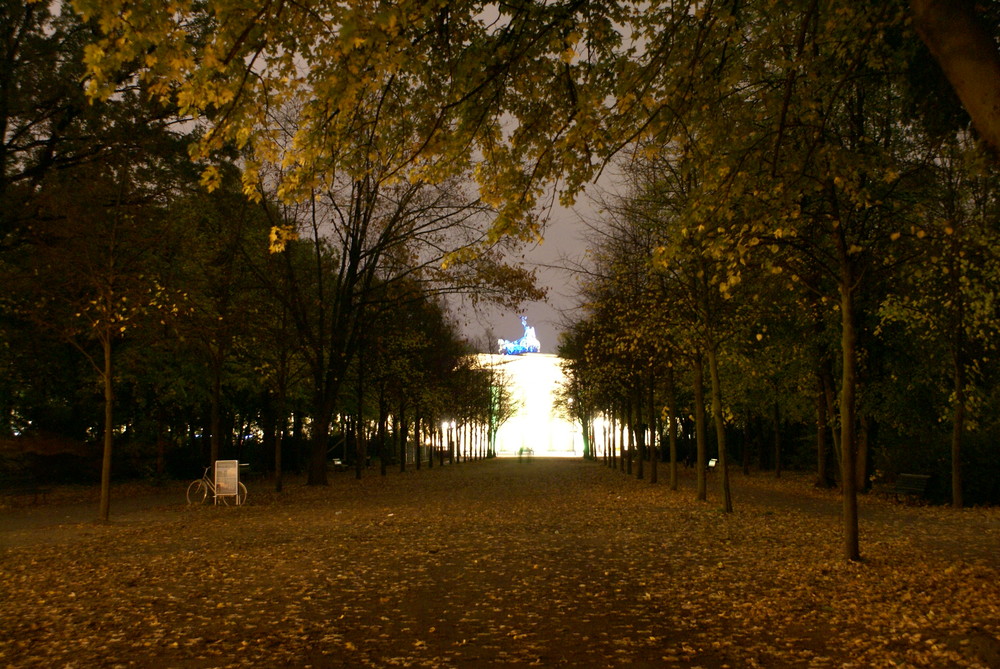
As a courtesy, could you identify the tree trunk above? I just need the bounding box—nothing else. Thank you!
[427,419,432,465]
[453,423,457,462]
[414,412,422,470]
[667,366,679,491]
[951,353,965,508]
[355,355,366,480]
[693,355,708,502]
[308,408,331,486]
[624,400,633,476]
[398,404,407,473]
[306,388,330,485]
[755,414,766,471]
[855,414,872,492]
[773,401,782,479]
[291,410,304,474]
[950,290,966,508]
[355,415,367,480]
[649,371,658,485]
[707,344,733,513]
[209,358,222,467]
[438,426,445,466]
[618,411,626,473]
[741,412,752,476]
[839,262,861,561]
[911,0,1000,154]
[601,418,615,469]
[155,407,167,478]
[378,392,388,477]
[99,334,114,522]
[815,374,831,487]
[635,396,644,480]
[274,408,284,493]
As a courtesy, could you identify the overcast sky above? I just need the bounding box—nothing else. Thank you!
[456,196,600,355]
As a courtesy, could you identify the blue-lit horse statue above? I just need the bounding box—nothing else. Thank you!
[498,316,540,355]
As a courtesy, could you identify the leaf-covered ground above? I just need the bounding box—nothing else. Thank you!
[1,458,998,668]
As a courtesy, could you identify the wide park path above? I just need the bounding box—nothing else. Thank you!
[1,457,998,668]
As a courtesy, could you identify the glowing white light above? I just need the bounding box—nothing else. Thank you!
[476,353,582,457]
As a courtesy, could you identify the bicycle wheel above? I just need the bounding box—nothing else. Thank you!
[186,479,208,505]
[217,482,248,506]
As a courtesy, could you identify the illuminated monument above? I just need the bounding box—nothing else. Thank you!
[497,315,541,355]
[479,317,582,456]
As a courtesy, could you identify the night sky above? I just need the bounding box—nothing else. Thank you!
[459,196,596,355]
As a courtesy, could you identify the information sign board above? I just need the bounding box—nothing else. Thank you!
[214,460,239,502]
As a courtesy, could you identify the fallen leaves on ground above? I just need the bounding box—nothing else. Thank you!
[0,460,998,668]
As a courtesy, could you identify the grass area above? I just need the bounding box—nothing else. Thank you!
[1,458,998,667]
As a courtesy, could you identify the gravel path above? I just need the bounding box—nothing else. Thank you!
[0,458,997,668]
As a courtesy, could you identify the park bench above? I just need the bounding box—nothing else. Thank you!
[892,473,930,501]
[0,475,50,505]
[329,458,349,472]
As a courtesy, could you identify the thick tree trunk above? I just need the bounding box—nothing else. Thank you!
[306,369,335,485]
[839,268,861,561]
[693,355,708,502]
[707,344,733,513]
[911,0,1000,154]
[308,414,331,486]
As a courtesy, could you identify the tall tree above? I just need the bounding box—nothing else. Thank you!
[12,135,186,520]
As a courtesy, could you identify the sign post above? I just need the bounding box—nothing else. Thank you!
[214,460,240,504]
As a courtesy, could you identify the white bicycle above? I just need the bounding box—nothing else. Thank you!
[186,466,247,505]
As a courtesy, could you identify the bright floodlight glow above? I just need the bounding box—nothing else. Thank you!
[476,353,582,457]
